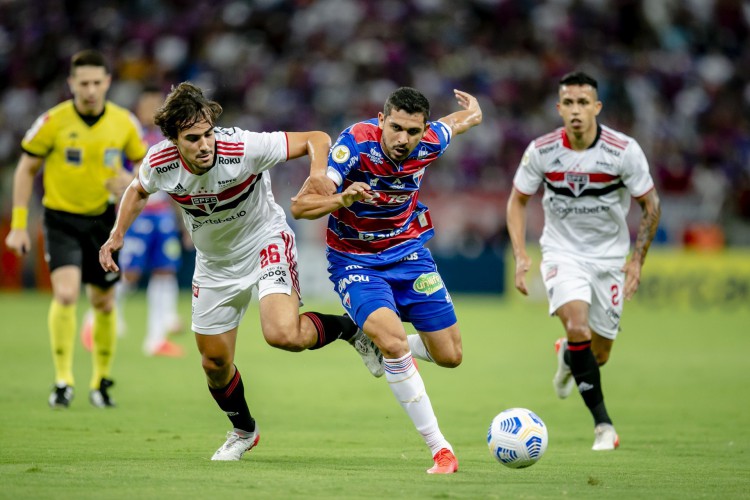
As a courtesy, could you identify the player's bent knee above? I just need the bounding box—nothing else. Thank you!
[262,325,306,352]
[201,355,231,376]
[564,323,590,342]
[433,348,463,368]
[264,335,306,352]
[375,335,409,360]
[594,351,610,366]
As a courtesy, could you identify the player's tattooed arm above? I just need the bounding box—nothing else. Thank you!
[632,189,661,266]
[623,188,661,300]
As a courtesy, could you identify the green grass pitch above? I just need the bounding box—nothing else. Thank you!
[0,291,748,499]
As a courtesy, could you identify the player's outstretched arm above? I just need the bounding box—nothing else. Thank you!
[507,187,532,296]
[99,176,151,272]
[622,188,661,300]
[286,131,336,196]
[4,153,43,257]
[437,89,483,136]
[291,181,374,220]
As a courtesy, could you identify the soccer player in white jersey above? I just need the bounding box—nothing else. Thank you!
[99,82,384,461]
[506,71,661,451]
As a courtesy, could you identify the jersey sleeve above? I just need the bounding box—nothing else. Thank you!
[123,111,148,162]
[240,129,289,174]
[621,140,654,197]
[21,112,55,157]
[137,151,160,195]
[431,120,453,152]
[512,142,544,195]
[326,132,359,189]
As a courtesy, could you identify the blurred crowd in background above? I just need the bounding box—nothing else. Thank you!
[1,0,749,279]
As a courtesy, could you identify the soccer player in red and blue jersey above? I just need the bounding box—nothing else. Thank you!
[292,87,482,474]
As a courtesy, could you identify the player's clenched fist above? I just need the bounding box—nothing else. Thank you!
[341,182,374,207]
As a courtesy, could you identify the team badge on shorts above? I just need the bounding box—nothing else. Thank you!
[192,282,200,298]
[413,272,444,295]
[545,265,558,281]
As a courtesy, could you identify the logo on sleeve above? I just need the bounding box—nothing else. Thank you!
[104,148,121,169]
[332,145,350,164]
[521,151,530,167]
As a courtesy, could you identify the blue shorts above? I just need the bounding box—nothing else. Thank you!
[328,247,456,332]
[120,211,182,274]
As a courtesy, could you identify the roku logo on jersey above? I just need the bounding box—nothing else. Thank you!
[538,144,559,155]
[155,162,179,174]
[600,142,621,157]
[218,157,240,165]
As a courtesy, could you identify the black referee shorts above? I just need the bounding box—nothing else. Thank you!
[43,205,120,289]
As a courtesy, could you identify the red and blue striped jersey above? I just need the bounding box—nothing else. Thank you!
[325,118,452,265]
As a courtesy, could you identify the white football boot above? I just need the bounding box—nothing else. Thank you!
[211,428,260,461]
[592,423,620,451]
[348,329,385,377]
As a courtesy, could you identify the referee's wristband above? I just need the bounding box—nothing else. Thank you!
[11,207,28,230]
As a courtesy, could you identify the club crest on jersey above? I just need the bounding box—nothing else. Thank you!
[413,168,425,186]
[565,172,589,197]
[192,195,219,215]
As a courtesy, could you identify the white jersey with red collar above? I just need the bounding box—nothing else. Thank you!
[513,124,654,264]
[138,127,290,264]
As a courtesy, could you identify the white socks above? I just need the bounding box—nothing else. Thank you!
[384,351,450,455]
[407,334,434,363]
[144,274,179,354]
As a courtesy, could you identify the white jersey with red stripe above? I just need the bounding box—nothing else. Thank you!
[513,124,654,264]
[138,127,291,266]
[140,126,174,214]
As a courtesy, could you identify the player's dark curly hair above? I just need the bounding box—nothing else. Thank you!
[559,71,598,90]
[384,87,430,122]
[154,82,223,141]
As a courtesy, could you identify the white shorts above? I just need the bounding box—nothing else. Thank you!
[190,230,301,335]
[540,255,624,339]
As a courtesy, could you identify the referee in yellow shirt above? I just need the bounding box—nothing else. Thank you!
[5,49,148,409]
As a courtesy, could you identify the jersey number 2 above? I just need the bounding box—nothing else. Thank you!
[611,284,620,306]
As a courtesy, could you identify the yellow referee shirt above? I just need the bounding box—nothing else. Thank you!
[21,100,148,215]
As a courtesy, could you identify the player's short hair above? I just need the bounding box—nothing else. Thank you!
[70,50,110,75]
[559,71,598,90]
[384,87,430,122]
[154,82,223,141]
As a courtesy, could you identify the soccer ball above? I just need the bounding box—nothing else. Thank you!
[487,407,548,468]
